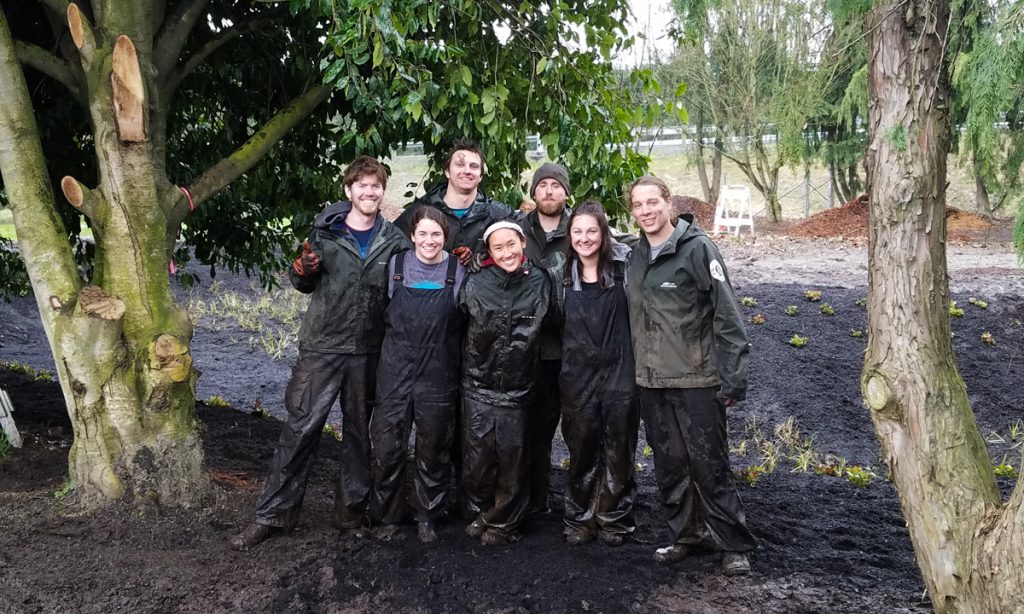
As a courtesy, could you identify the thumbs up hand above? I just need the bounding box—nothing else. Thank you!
[292,241,321,276]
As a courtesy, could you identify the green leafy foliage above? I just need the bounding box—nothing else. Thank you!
[784,305,798,316]
[0,237,30,300]
[949,301,965,317]
[820,303,835,316]
[740,296,758,307]
[789,334,808,348]
[845,465,875,488]
[304,0,656,221]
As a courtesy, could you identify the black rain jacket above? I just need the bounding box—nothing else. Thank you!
[459,259,556,408]
[394,181,513,256]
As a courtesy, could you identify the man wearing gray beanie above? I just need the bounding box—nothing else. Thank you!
[516,161,572,518]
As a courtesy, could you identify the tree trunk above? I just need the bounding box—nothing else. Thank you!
[863,2,1023,611]
[0,5,208,508]
[971,151,992,215]
[695,107,713,203]
[710,136,722,205]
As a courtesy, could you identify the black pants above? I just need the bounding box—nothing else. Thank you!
[527,360,561,511]
[370,388,456,524]
[253,351,377,529]
[639,386,755,552]
[462,396,529,535]
[561,394,639,535]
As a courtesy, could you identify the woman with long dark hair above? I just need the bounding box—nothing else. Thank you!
[558,200,639,546]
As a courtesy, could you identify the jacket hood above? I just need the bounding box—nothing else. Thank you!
[313,200,354,228]
[421,181,493,217]
[610,238,631,263]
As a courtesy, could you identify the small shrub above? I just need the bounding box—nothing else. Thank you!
[642,444,653,458]
[980,331,995,346]
[784,305,798,316]
[820,303,835,316]
[804,290,822,302]
[845,465,875,488]
[323,423,342,441]
[968,297,988,309]
[740,296,758,307]
[789,334,808,348]
[750,313,766,325]
[949,301,964,317]
[850,329,864,338]
[205,395,231,408]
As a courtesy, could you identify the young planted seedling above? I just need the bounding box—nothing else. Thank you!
[850,329,864,338]
[993,456,1019,480]
[642,444,653,458]
[323,423,342,441]
[968,297,989,309]
[205,395,231,408]
[562,457,572,470]
[820,303,835,316]
[249,399,270,419]
[784,305,798,316]
[750,313,766,325]
[1,362,54,381]
[855,297,867,307]
[740,296,758,307]
[789,334,809,348]
[734,465,767,486]
[949,300,964,317]
[981,331,995,346]
[804,290,822,302]
[845,465,875,488]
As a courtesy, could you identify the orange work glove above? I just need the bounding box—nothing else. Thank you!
[292,241,321,276]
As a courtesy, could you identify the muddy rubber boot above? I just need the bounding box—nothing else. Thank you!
[653,543,692,564]
[230,523,277,550]
[480,529,521,546]
[721,552,751,576]
[598,529,625,547]
[465,517,486,539]
[564,528,594,545]
[417,521,438,544]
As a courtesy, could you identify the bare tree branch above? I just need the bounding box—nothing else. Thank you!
[160,4,290,99]
[13,40,84,103]
[171,84,331,226]
[153,0,210,78]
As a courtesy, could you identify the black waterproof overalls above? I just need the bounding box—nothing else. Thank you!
[560,268,639,537]
[370,253,462,524]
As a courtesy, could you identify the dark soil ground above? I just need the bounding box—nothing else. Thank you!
[3,270,1022,612]
[2,194,1022,613]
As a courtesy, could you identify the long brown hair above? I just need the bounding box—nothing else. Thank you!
[625,175,671,205]
[563,200,615,287]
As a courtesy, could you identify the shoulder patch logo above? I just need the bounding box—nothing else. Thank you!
[709,260,726,282]
[659,282,677,289]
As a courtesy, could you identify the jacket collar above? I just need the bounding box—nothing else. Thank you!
[424,181,491,222]
[641,215,695,262]
[526,207,570,245]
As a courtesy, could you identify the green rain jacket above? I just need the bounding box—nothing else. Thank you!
[625,215,750,400]
[290,201,409,354]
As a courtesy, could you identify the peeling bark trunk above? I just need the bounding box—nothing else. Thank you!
[0,5,208,508]
[863,2,1023,611]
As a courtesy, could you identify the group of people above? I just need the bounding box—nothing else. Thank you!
[230,139,756,576]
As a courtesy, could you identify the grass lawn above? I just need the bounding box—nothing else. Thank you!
[0,208,14,240]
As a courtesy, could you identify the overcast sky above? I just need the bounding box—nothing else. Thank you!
[624,0,675,65]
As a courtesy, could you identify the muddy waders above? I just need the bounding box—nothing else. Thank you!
[370,253,461,528]
[560,279,639,543]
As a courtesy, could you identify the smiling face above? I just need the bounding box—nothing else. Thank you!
[569,213,602,260]
[487,228,526,273]
[412,218,446,264]
[444,150,483,194]
[344,174,385,218]
[533,178,568,217]
[629,184,673,239]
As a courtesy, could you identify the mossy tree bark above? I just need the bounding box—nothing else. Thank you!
[862,1,1024,611]
[0,2,328,507]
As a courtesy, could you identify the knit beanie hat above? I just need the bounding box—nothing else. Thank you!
[529,163,570,198]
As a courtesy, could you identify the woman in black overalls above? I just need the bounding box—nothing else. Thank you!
[559,201,639,546]
[370,207,465,543]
